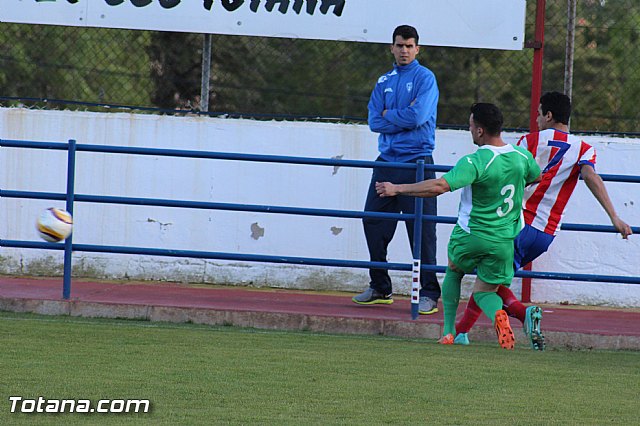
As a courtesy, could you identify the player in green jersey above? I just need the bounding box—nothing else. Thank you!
[376,103,541,349]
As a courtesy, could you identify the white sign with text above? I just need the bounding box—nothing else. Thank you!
[1,0,526,50]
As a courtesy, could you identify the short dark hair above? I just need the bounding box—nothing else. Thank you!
[470,103,503,136]
[540,91,571,124]
[393,25,419,45]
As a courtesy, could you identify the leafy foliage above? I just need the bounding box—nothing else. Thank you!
[0,25,153,107]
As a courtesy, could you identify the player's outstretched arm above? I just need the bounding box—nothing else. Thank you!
[581,164,633,239]
[375,177,450,198]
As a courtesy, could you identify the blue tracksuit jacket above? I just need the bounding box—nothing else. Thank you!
[367,59,439,162]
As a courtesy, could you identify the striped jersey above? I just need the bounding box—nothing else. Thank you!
[443,144,540,242]
[516,128,596,236]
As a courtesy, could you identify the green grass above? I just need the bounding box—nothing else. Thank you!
[0,312,638,425]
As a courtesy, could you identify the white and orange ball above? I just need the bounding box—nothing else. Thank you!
[36,208,73,242]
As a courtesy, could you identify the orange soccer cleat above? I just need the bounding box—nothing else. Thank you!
[494,310,515,350]
[438,333,454,345]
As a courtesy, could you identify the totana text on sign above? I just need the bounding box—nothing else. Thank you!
[41,0,346,16]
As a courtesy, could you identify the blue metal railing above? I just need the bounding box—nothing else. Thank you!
[1,138,640,306]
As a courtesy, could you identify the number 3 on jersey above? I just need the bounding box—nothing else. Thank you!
[496,184,515,217]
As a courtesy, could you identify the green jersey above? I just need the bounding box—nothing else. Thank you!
[443,144,540,242]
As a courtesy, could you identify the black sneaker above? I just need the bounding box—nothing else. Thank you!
[352,288,393,305]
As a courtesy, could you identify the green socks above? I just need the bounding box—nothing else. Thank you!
[473,291,503,324]
[442,268,464,336]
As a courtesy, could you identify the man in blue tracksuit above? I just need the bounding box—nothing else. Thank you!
[353,25,441,314]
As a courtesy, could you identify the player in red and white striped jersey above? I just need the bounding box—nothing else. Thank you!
[455,92,633,350]
[518,126,596,237]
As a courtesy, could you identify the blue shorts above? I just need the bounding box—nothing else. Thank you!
[513,224,555,270]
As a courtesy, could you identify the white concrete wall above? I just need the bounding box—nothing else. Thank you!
[1,108,639,307]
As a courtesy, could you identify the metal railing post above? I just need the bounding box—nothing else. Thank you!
[201,34,212,112]
[411,160,425,319]
[522,0,547,303]
[62,139,76,300]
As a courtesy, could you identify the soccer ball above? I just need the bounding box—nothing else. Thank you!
[36,208,73,242]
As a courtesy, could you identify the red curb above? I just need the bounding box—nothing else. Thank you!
[1,277,639,343]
